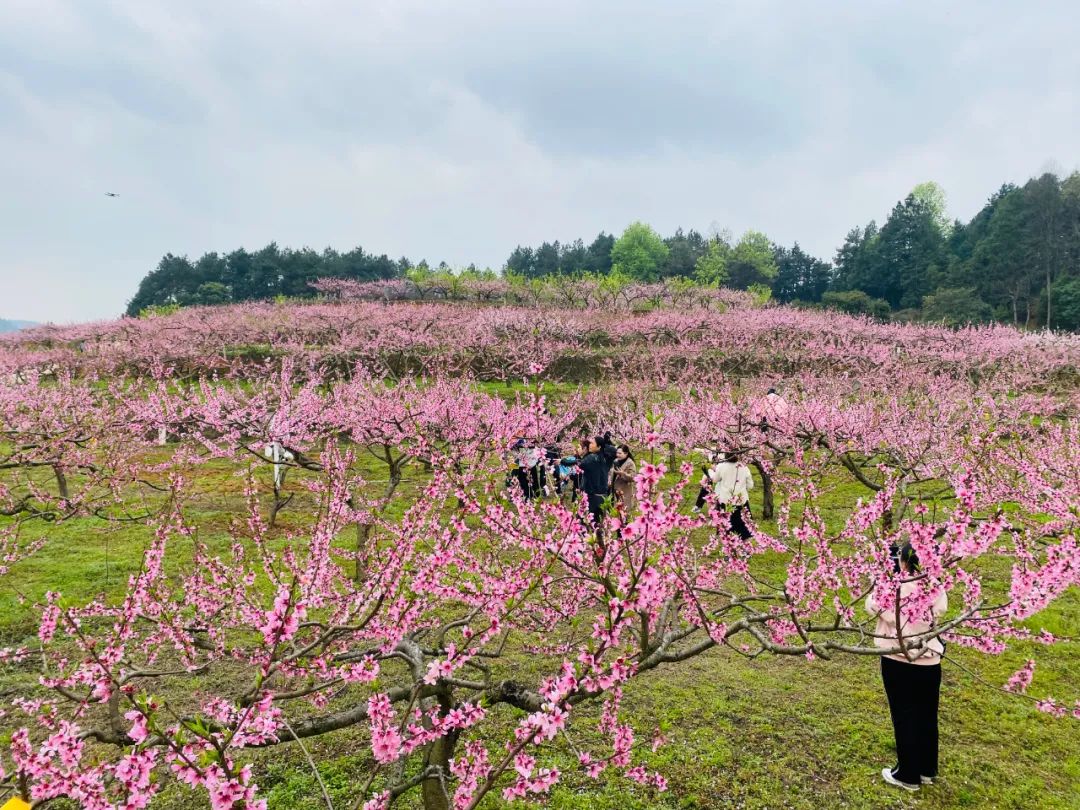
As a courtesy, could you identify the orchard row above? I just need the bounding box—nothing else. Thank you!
[0,332,1076,808]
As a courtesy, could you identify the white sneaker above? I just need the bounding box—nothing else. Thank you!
[881,767,920,792]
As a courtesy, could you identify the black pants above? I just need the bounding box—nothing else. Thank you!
[881,657,941,785]
[510,467,538,499]
[586,493,605,527]
[727,505,751,540]
[712,503,752,540]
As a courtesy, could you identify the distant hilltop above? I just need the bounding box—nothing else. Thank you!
[123,171,1080,332]
[0,319,38,333]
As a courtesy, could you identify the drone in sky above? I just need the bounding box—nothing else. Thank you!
[104,192,119,197]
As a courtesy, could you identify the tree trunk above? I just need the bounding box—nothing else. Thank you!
[270,485,280,529]
[354,521,371,582]
[1047,267,1052,330]
[53,465,69,501]
[420,693,457,810]
[268,490,291,529]
[751,459,774,520]
[355,458,403,582]
[420,735,454,810]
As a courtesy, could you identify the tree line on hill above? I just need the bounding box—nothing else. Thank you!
[126,171,1080,330]
[125,244,408,317]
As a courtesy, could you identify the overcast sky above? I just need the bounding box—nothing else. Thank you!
[1,1,1078,323]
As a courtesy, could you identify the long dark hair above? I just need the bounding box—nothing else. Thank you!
[899,542,920,573]
[616,444,634,465]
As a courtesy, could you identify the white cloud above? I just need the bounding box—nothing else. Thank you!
[0,0,1077,322]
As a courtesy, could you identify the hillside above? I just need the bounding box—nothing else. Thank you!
[5,294,1079,385]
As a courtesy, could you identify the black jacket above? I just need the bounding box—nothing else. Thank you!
[601,441,617,470]
[577,452,610,496]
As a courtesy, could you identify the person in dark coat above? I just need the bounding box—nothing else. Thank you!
[564,437,609,530]
[507,438,537,499]
[600,431,617,477]
[543,443,562,497]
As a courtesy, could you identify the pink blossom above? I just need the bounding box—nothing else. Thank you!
[1004,660,1036,694]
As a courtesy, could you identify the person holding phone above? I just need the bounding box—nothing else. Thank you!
[866,542,948,792]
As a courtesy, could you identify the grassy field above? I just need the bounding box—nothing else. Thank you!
[0,439,1077,810]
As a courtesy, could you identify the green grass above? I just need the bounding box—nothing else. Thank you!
[0,445,1077,810]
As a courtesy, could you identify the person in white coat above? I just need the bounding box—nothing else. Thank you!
[707,451,754,539]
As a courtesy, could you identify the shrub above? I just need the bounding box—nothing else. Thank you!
[821,290,891,321]
[137,303,182,319]
[921,287,992,327]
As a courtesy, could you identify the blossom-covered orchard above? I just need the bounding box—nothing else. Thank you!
[0,296,1077,809]
[4,293,1078,385]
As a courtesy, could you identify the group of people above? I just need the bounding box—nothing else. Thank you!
[507,432,638,526]
[506,433,758,541]
[505,385,792,531]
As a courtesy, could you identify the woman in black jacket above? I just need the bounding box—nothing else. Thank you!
[599,432,618,486]
[564,437,609,530]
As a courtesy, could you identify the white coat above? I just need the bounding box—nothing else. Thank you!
[709,461,753,506]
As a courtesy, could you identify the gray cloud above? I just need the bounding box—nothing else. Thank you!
[1,0,1078,322]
